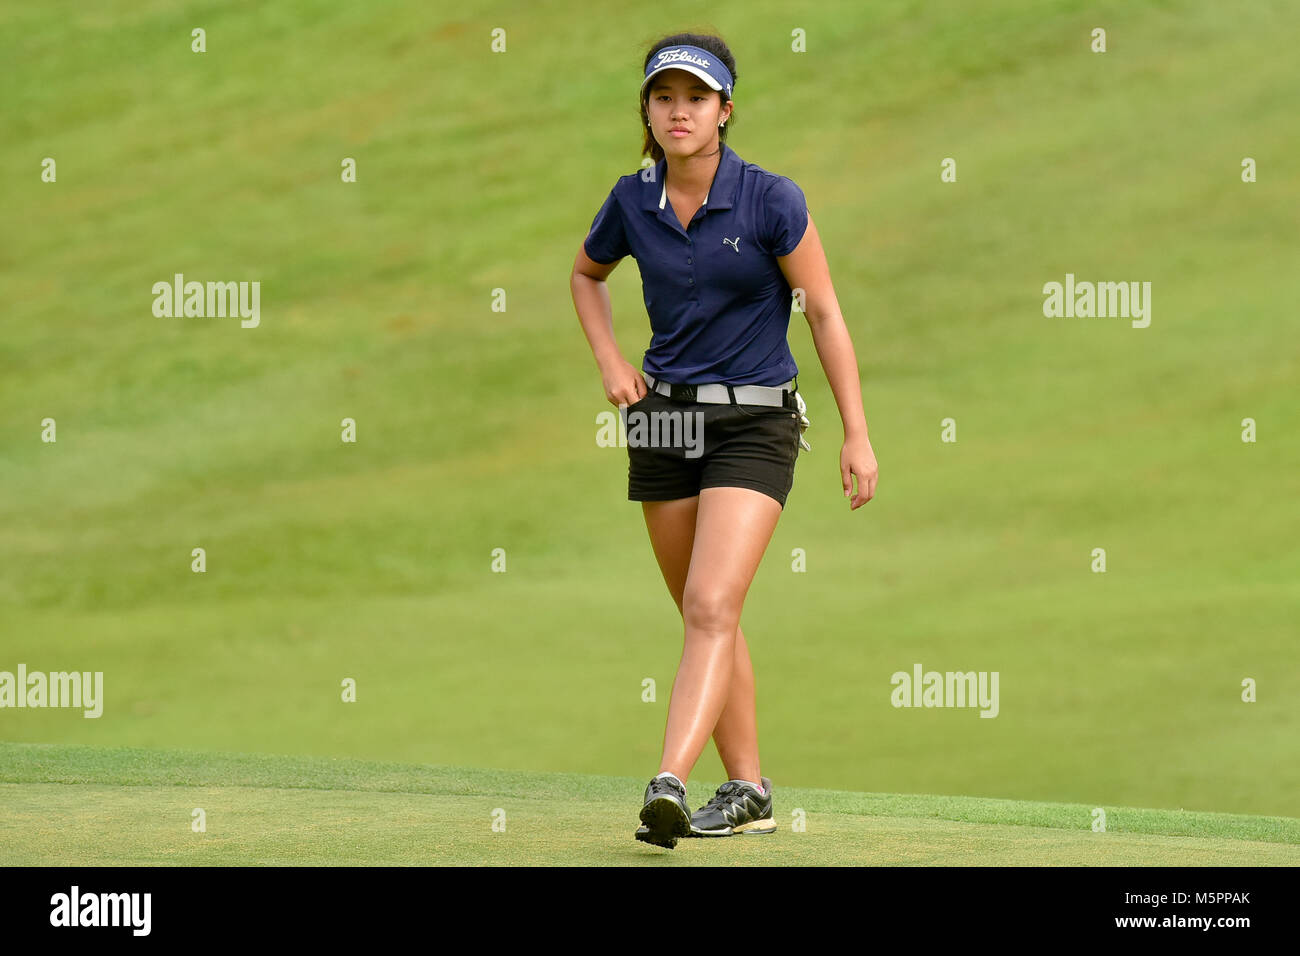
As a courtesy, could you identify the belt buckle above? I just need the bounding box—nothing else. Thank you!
[672,383,696,402]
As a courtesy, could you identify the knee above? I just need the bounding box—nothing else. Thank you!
[682,585,740,637]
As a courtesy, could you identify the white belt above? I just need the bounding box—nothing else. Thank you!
[643,371,794,407]
[641,371,812,451]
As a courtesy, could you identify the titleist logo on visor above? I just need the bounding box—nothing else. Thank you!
[653,48,713,70]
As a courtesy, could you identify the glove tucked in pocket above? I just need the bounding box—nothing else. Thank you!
[794,390,811,451]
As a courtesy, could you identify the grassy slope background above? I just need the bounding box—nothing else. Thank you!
[1,0,1297,833]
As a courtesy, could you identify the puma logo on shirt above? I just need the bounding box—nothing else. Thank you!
[723,236,741,253]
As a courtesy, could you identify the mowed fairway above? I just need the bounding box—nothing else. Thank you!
[1,0,1298,866]
[2,744,1297,865]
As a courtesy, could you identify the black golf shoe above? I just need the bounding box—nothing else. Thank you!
[688,776,775,837]
[635,773,692,849]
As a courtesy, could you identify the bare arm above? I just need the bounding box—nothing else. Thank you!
[778,213,879,507]
[570,246,647,406]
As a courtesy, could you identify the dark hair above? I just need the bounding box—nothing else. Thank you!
[639,32,737,163]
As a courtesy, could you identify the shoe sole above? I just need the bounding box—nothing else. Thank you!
[635,825,676,849]
[638,796,691,849]
[690,817,777,837]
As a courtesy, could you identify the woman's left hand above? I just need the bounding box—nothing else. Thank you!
[841,433,877,509]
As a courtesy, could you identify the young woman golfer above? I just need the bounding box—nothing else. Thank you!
[570,32,878,849]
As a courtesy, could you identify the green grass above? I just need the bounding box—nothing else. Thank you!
[1,0,1298,856]
[2,743,1296,865]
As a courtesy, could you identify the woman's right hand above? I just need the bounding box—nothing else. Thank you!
[602,360,648,406]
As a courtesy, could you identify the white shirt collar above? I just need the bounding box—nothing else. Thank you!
[659,181,709,210]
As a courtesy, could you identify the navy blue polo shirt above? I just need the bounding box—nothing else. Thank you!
[583,143,809,386]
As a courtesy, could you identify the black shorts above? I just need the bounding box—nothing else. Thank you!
[623,390,803,508]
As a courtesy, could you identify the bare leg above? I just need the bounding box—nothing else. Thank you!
[655,487,781,783]
[711,625,761,785]
[641,494,769,787]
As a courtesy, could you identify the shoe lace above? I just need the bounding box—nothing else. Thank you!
[652,776,684,797]
[702,782,744,810]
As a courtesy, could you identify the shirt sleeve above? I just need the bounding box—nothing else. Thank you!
[583,187,631,264]
[762,176,809,257]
